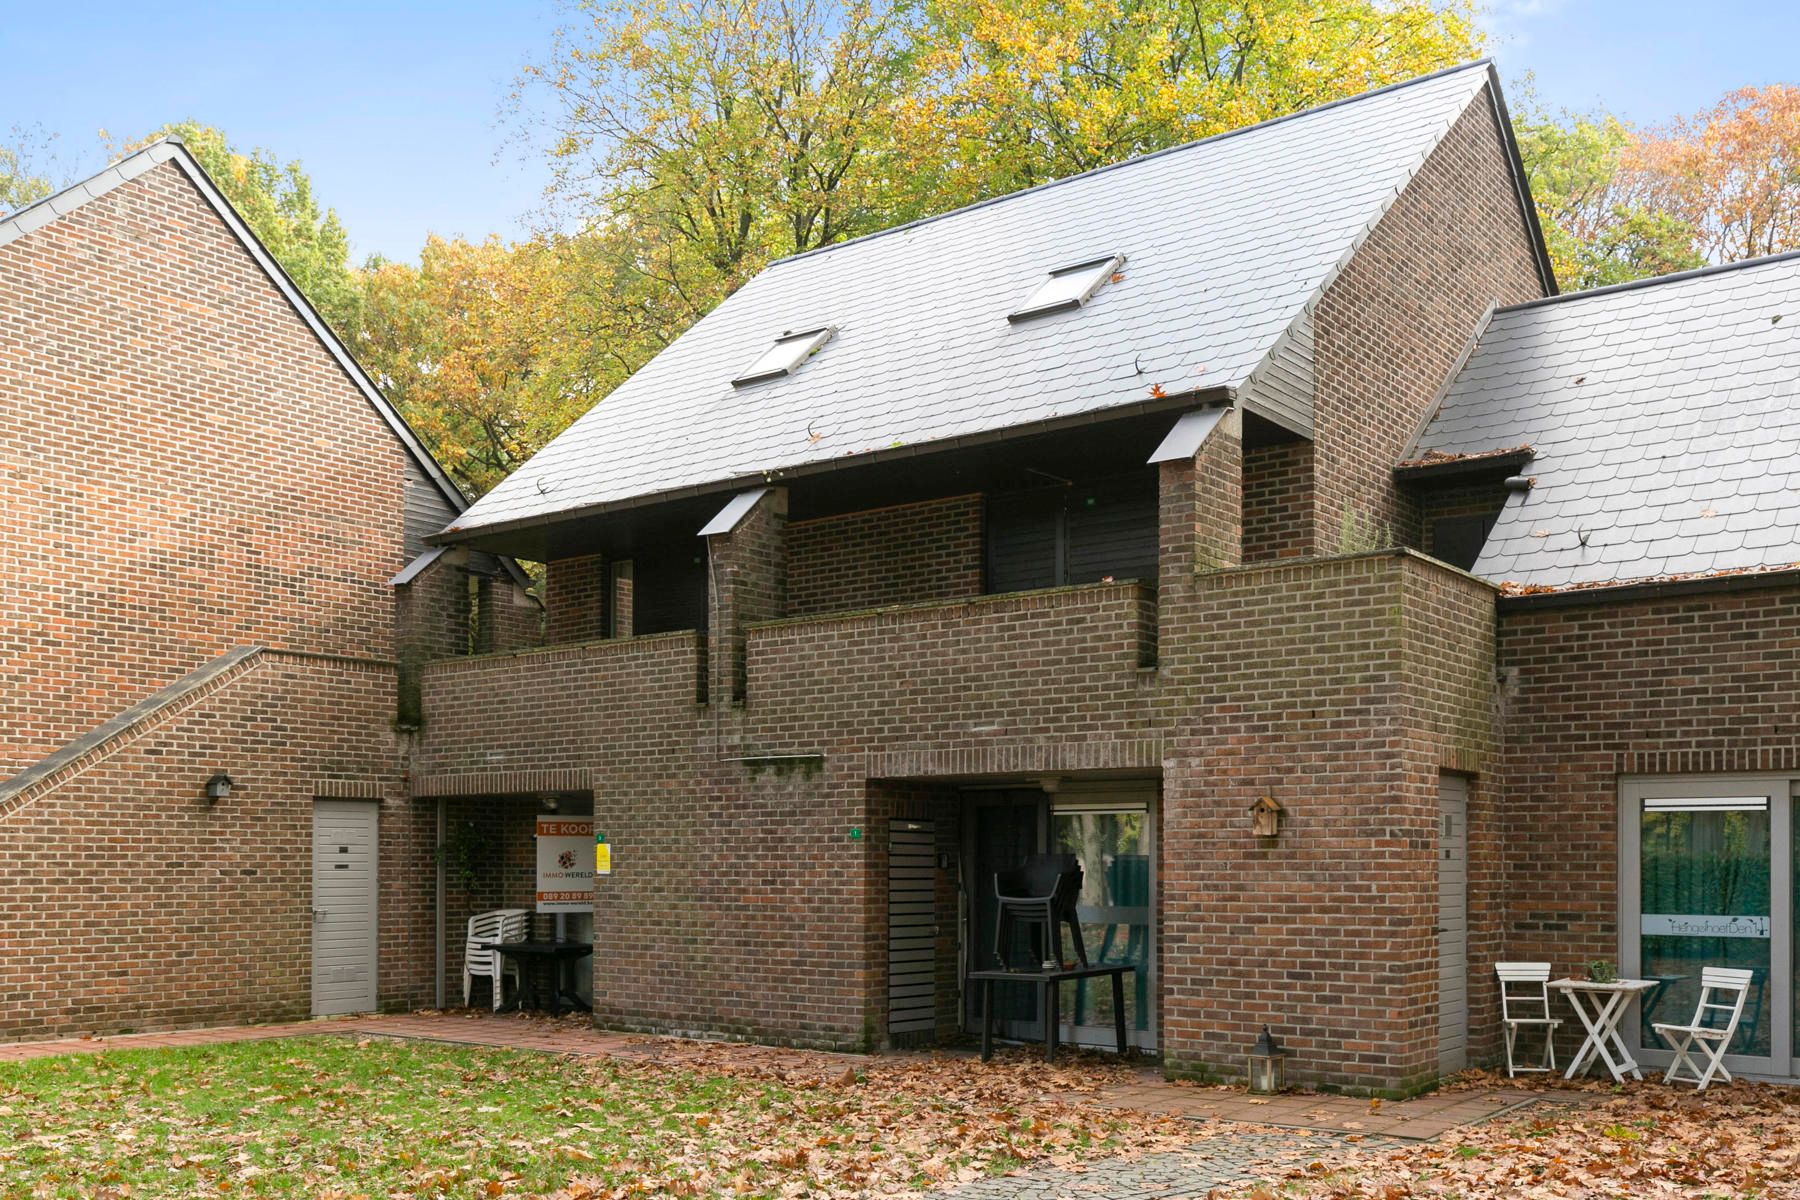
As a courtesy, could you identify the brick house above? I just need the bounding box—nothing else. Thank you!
[9,58,1800,1095]
[421,60,1551,1094]
[0,138,536,1041]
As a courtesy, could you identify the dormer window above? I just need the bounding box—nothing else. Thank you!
[732,326,835,386]
[1008,254,1125,323]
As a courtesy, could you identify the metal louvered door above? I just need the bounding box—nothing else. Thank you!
[888,819,938,1037]
[1437,776,1470,1073]
[311,800,379,1016]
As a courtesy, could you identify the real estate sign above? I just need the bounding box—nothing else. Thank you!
[535,817,595,912]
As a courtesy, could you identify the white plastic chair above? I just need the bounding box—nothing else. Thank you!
[1496,962,1561,1077]
[1653,966,1753,1091]
[463,908,529,1011]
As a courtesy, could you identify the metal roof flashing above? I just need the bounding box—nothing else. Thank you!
[699,488,773,536]
[1147,406,1230,463]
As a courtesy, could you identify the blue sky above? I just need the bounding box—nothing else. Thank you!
[3,1,1796,262]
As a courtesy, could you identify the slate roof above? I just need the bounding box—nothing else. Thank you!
[1414,252,1800,590]
[445,61,1526,541]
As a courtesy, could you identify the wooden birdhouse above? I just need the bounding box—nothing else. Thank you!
[1249,795,1285,838]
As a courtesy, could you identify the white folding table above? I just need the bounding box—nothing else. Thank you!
[1549,978,1658,1081]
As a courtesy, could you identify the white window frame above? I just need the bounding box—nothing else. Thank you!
[1618,775,1794,1080]
[1008,254,1126,323]
[732,326,835,386]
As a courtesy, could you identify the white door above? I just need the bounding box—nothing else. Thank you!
[311,800,379,1015]
[1437,775,1470,1073]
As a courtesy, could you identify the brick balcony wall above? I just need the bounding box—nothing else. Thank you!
[0,654,416,1043]
[0,160,412,775]
[417,554,1496,1088]
[787,494,984,618]
[744,582,1159,749]
[416,633,706,776]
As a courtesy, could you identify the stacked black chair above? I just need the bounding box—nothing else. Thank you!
[993,853,1088,970]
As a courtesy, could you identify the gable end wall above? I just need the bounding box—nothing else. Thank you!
[0,159,413,772]
[1311,88,1546,556]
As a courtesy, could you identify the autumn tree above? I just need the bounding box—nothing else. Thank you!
[121,122,363,336]
[355,235,618,496]
[1629,85,1800,263]
[1,125,60,213]
[521,0,927,322]
[909,0,1485,199]
[1512,105,1702,291]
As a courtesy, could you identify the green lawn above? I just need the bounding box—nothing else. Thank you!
[0,1035,1164,1198]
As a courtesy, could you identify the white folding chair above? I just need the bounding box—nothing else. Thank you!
[463,908,530,1011]
[1496,962,1561,1076]
[1653,967,1753,1091]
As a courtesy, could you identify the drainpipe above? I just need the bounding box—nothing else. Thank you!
[433,796,445,1008]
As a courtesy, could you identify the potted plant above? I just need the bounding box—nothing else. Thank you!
[1586,959,1617,984]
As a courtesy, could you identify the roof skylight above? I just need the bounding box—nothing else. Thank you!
[732,326,835,386]
[1008,254,1126,323]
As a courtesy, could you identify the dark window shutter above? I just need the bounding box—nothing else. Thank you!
[1429,512,1500,572]
[633,543,709,634]
[985,489,1063,594]
[1065,470,1158,584]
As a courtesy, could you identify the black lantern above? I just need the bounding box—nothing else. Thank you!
[203,773,235,804]
[1247,1025,1291,1094]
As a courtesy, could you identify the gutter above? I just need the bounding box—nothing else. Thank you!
[1499,566,1800,612]
[1393,448,1534,485]
[429,385,1235,549]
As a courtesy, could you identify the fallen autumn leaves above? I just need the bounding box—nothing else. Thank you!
[1257,1072,1800,1199]
[0,1032,1196,1199]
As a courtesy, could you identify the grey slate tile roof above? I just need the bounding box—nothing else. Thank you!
[1415,252,1800,589]
[445,62,1502,539]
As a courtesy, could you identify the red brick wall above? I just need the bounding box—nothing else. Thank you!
[786,495,983,618]
[0,653,418,1042]
[417,551,1497,1089]
[709,489,787,703]
[545,554,608,644]
[0,160,412,775]
[1493,583,1800,1007]
[1401,561,1503,1061]
[1312,91,1546,556]
[1242,442,1316,561]
[1156,553,1494,1092]
[747,583,1159,747]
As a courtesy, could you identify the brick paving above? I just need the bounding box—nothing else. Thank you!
[1098,1068,1550,1141]
[939,1132,1357,1199]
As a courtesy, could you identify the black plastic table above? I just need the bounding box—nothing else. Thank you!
[478,940,593,1015]
[967,963,1134,1062]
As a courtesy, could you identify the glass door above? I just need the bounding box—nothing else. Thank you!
[963,791,1049,1041]
[1052,793,1156,1050]
[1620,778,1793,1078]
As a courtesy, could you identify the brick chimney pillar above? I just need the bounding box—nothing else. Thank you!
[705,487,788,704]
[1158,406,1243,601]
